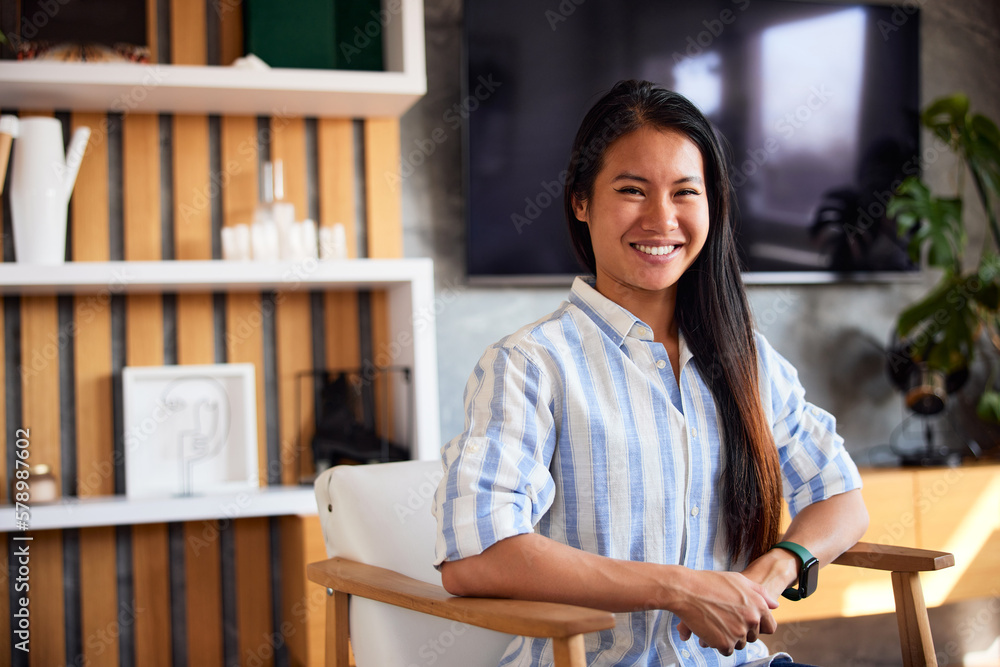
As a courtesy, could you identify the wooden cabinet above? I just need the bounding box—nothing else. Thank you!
[774,463,1000,623]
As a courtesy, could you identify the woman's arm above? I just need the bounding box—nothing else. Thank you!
[741,488,869,601]
[441,532,779,654]
[675,489,868,652]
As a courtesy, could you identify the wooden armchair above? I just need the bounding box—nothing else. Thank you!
[307,461,954,667]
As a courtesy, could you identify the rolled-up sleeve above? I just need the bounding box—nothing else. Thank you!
[433,342,557,567]
[757,335,863,518]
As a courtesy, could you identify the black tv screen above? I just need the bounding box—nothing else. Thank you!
[464,0,921,284]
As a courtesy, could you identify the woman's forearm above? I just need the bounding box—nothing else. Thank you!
[440,532,680,612]
[742,489,870,599]
[441,532,780,653]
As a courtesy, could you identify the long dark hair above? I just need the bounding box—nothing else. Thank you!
[564,80,781,564]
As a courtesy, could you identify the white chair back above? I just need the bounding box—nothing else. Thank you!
[314,460,515,666]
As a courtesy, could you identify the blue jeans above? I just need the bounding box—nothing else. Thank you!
[773,660,822,667]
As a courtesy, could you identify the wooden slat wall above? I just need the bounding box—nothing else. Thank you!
[16,109,67,667]
[170,1,226,662]
[280,119,363,667]
[318,120,361,373]
[280,515,329,667]
[71,109,119,667]
[1,2,408,665]
[123,112,173,667]
[272,118,315,487]
[271,116,318,666]
[219,114,277,667]
[365,120,403,445]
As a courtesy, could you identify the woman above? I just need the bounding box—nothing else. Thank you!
[433,80,868,666]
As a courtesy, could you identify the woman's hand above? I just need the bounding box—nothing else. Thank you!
[741,547,799,604]
[673,570,779,656]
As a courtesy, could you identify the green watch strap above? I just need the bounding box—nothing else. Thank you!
[769,541,817,601]
[771,540,812,565]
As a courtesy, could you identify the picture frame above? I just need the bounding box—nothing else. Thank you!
[122,363,259,499]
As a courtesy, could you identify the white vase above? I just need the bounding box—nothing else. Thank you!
[4,116,90,265]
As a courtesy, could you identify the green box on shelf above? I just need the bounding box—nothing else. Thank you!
[334,0,385,71]
[243,0,384,72]
[244,0,338,70]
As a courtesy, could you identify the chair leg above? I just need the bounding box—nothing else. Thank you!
[891,571,938,667]
[552,634,587,667]
[325,589,351,667]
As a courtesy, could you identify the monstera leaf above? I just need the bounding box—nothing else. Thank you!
[889,178,964,273]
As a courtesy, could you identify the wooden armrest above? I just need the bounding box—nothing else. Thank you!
[307,557,616,639]
[832,542,955,572]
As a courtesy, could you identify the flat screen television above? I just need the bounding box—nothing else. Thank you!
[463,0,921,284]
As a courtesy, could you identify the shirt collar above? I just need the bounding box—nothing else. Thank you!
[568,277,656,347]
[568,277,694,369]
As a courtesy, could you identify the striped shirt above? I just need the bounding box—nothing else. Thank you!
[433,277,862,667]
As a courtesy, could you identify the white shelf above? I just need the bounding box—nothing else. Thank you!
[0,0,426,118]
[0,257,442,462]
[0,258,431,295]
[0,487,318,532]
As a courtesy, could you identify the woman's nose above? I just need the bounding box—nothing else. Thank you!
[642,197,679,231]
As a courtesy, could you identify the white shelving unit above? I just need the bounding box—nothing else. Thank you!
[0,0,425,118]
[0,0,434,531]
[0,258,441,463]
[0,258,441,530]
[0,487,318,532]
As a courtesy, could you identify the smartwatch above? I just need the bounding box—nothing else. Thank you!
[769,541,819,601]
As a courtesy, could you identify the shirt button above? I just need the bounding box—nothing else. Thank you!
[691,427,698,438]
[656,359,666,369]
[682,649,691,659]
[637,327,650,338]
[691,506,700,517]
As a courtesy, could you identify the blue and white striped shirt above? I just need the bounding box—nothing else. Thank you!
[433,277,862,667]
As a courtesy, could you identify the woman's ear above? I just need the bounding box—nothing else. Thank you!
[572,194,589,224]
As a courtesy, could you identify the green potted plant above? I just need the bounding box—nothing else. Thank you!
[888,93,1000,428]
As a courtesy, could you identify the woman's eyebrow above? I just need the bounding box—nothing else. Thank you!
[610,172,649,183]
[610,173,704,185]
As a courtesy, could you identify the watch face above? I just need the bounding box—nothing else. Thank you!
[803,558,820,597]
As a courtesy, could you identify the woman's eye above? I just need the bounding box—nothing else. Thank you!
[676,188,701,197]
[616,186,643,195]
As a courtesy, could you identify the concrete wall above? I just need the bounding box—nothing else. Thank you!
[401,0,1000,460]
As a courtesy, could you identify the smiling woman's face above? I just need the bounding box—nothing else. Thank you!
[573,125,710,304]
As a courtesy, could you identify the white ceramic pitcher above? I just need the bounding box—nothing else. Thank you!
[0,116,91,264]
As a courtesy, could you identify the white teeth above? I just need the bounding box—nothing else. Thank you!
[633,244,676,256]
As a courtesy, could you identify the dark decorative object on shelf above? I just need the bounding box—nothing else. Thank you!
[295,367,411,483]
